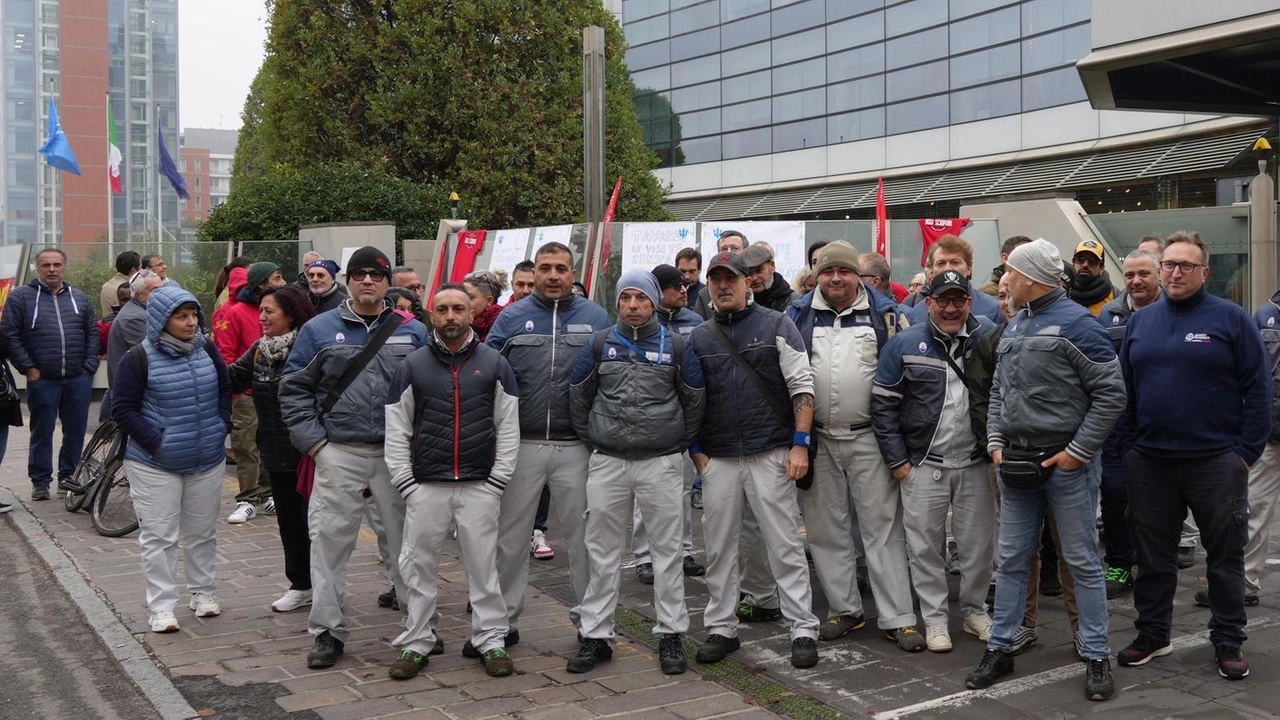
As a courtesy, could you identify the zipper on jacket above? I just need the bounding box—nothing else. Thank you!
[546,303,558,440]
[452,362,461,480]
[52,287,67,376]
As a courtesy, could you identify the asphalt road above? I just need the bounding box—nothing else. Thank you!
[0,514,162,720]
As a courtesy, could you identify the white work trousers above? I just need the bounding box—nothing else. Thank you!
[126,459,224,613]
[702,448,818,641]
[580,452,690,641]
[395,482,507,655]
[1245,443,1280,594]
[631,452,696,561]
[495,440,590,632]
[900,462,995,625]
[799,432,917,629]
[307,442,407,642]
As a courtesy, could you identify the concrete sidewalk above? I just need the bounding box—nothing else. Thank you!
[0,418,777,720]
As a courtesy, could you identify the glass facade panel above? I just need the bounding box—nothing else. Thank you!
[670,81,721,112]
[772,0,825,36]
[626,40,671,70]
[886,60,948,102]
[672,27,720,61]
[772,87,825,123]
[671,55,720,86]
[772,26,824,64]
[828,0,885,21]
[885,0,948,37]
[626,14,671,45]
[720,12,771,48]
[949,5,1019,54]
[949,0,1017,20]
[722,127,771,158]
[950,79,1020,122]
[772,57,825,91]
[682,107,722,137]
[827,75,885,112]
[773,117,826,151]
[1022,66,1087,110]
[722,98,772,131]
[681,135,723,163]
[828,106,886,143]
[826,11,884,52]
[949,42,1020,88]
[886,95,948,134]
[631,66,671,91]
[671,1,721,33]
[623,0,672,21]
[1021,24,1091,73]
[722,0,769,21]
[827,44,885,81]
[1021,0,1089,35]
[721,41,771,77]
[722,69,771,104]
[885,26,948,70]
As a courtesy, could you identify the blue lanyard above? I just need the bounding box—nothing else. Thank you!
[615,325,666,367]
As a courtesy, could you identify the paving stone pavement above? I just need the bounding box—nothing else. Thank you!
[10,409,1280,718]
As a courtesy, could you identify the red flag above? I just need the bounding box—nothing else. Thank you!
[875,177,887,257]
[918,218,971,266]
[588,176,625,291]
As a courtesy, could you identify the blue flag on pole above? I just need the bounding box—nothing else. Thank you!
[39,98,81,176]
[156,122,189,200]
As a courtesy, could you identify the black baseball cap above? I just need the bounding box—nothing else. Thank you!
[706,252,748,278]
[926,269,970,296]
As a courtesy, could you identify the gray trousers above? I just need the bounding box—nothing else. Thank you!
[632,452,695,562]
[495,440,590,632]
[395,482,507,655]
[1245,443,1280,594]
[900,462,995,625]
[799,432,917,629]
[702,448,819,641]
[581,452,690,641]
[307,442,407,642]
[125,460,224,612]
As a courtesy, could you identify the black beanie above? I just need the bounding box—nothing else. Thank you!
[345,246,392,278]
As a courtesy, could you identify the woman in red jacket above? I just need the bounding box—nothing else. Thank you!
[463,271,508,341]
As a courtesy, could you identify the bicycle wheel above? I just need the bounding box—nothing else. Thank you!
[91,461,139,538]
[65,420,121,513]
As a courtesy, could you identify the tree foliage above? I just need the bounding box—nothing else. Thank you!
[235,0,671,227]
[198,162,448,261]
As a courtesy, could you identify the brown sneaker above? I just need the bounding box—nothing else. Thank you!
[483,647,514,677]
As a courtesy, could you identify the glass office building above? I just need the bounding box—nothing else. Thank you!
[621,0,1272,220]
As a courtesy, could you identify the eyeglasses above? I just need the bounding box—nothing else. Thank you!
[1159,261,1207,274]
[350,269,390,282]
[859,274,878,281]
[402,283,425,292]
[929,296,970,308]
[128,269,157,284]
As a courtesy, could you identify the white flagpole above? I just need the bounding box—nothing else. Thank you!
[155,104,162,248]
[106,93,113,257]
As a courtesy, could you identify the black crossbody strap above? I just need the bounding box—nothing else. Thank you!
[321,312,403,416]
[707,319,791,427]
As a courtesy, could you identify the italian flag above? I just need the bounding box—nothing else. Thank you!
[107,102,122,194]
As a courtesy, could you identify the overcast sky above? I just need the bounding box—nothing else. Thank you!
[179,0,269,131]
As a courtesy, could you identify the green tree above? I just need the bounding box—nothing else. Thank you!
[236,0,671,227]
[198,162,448,263]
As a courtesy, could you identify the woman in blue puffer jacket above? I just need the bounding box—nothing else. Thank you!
[112,287,232,634]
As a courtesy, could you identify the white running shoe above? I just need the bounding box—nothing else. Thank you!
[227,501,256,524]
[963,612,994,642]
[271,589,313,613]
[149,609,180,633]
[189,593,221,617]
[530,530,554,560]
[260,496,276,514]
[925,623,952,653]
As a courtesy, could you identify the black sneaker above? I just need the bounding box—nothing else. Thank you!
[388,649,427,679]
[1193,589,1259,607]
[1084,658,1115,701]
[307,630,345,668]
[791,637,819,668]
[31,485,50,501]
[377,587,397,608]
[1104,566,1133,598]
[1215,645,1249,680]
[505,630,520,647]
[965,649,1014,689]
[429,637,444,656]
[695,633,741,663]
[1040,569,1063,597]
[1177,545,1196,569]
[682,556,705,577]
[1116,633,1172,667]
[566,638,613,673]
[636,562,654,585]
[735,602,782,623]
[658,634,687,674]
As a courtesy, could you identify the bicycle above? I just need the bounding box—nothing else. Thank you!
[64,419,139,537]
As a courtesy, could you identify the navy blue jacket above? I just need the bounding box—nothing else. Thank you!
[0,279,98,378]
[1120,286,1272,464]
[657,305,703,337]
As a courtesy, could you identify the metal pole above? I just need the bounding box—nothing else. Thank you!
[582,27,605,224]
[1249,156,1276,312]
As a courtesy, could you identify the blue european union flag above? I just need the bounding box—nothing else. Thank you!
[39,99,81,176]
[157,123,189,200]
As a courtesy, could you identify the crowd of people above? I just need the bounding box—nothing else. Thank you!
[0,226,1275,700]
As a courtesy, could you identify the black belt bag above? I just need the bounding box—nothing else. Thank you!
[999,445,1065,490]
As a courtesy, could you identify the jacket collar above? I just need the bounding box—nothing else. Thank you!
[712,295,756,324]
[430,328,478,358]
[616,313,660,341]
[1025,286,1066,317]
[812,282,869,315]
[1166,285,1209,312]
[531,289,577,311]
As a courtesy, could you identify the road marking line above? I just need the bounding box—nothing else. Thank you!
[873,612,1280,719]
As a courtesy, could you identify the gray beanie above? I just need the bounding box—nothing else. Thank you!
[1006,238,1063,288]
[615,269,662,309]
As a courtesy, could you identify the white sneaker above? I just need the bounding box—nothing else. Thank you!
[925,623,952,653]
[149,609,180,633]
[227,501,256,524]
[963,612,994,642]
[271,589,313,613]
[260,496,276,514]
[189,593,221,617]
[530,530,554,560]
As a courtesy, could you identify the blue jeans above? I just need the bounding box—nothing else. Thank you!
[27,374,92,487]
[990,458,1110,660]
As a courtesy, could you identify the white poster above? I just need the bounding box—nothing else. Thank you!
[698,221,807,282]
[531,224,574,256]
[485,227,532,304]
[621,222,697,277]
